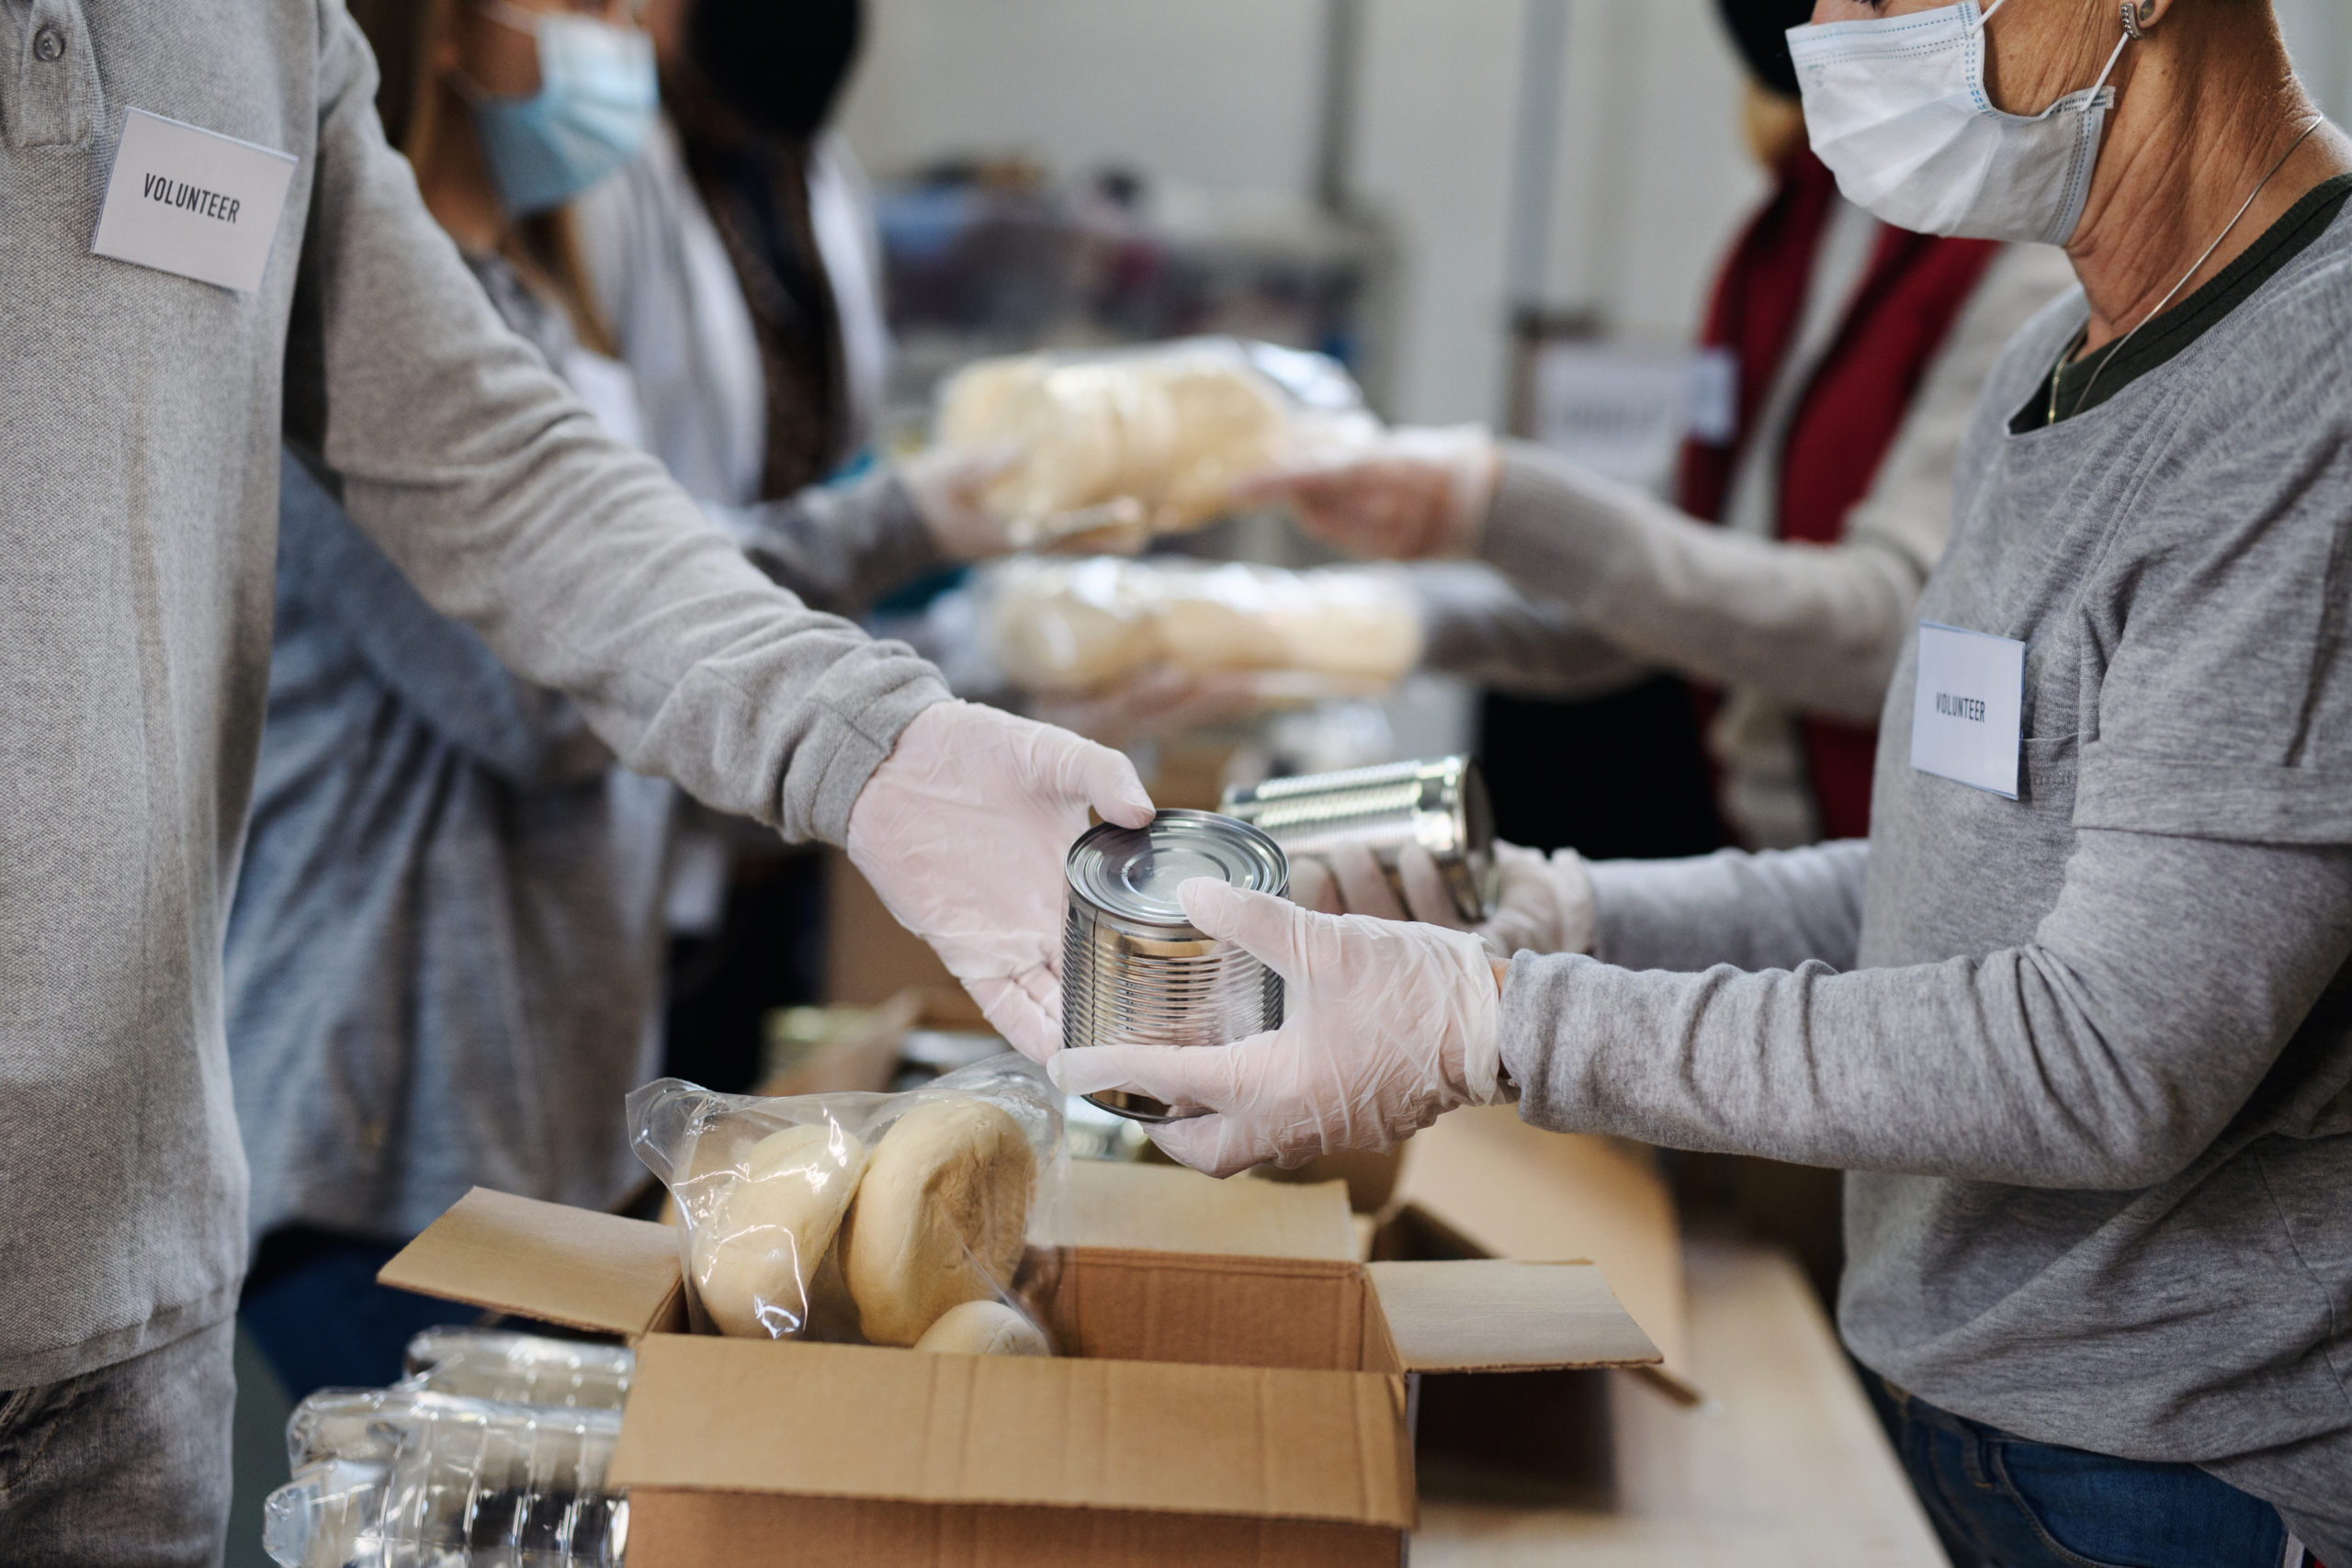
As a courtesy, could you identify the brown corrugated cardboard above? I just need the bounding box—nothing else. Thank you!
[376,1187,685,1338]
[1365,1260,1660,1373]
[1071,1160,1356,1261]
[606,1334,1414,1527]
[1411,1241,1949,1565]
[1383,1110,1699,1401]
[625,1494,1398,1568]
[825,850,958,1006]
[379,1158,1660,1567]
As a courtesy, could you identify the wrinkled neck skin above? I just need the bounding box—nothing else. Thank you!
[2060,9,2352,349]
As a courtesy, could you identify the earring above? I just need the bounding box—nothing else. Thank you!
[2120,0,2157,39]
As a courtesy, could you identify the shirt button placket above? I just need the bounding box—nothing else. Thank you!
[33,25,67,62]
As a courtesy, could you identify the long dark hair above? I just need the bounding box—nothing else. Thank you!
[348,0,620,355]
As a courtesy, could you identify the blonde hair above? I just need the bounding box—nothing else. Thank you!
[348,0,620,357]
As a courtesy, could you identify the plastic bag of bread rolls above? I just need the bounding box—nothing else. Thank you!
[934,338,1378,550]
[626,1055,1067,1354]
[982,557,1423,703]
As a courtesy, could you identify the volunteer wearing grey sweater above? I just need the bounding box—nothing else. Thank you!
[0,2,1148,1560]
[1060,1,2352,1561]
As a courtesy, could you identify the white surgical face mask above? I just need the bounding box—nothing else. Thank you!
[1785,0,2132,245]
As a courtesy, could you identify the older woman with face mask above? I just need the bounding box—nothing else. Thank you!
[1058,4,2352,1561]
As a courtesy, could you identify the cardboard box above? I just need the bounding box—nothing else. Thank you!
[1378,1108,1698,1404]
[381,1165,1661,1567]
[824,850,957,1008]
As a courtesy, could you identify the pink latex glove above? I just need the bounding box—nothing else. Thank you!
[1291,840,1595,958]
[846,700,1154,1061]
[1238,426,1499,561]
[1048,880,1505,1177]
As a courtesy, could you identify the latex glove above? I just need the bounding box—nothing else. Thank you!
[902,446,1148,560]
[846,700,1155,1061]
[1028,663,1271,748]
[1238,426,1499,561]
[1480,841,1595,958]
[1292,840,1594,958]
[1049,881,1505,1177]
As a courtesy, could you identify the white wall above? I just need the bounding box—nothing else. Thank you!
[837,0,1768,429]
[838,0,1324,197]
[1542,0,1766,343]
[2278,0,2352,120]
[1346,0,1526,424]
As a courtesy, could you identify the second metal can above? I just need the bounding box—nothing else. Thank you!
[1061,809,1287,1123]
[1219,754,1497,922]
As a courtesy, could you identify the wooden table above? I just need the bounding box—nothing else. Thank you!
[1411,1239,1951,1566]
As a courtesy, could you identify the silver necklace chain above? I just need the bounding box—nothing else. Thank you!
[2052,115,2325,424]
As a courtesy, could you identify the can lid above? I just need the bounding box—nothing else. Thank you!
[1068,809,1288,926]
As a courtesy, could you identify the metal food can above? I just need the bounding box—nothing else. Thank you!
[1061,809,1288,1123]
[1219,754,1497,923]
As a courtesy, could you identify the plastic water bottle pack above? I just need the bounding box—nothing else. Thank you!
[262,1330,635,1568]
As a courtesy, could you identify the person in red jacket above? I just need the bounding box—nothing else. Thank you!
[1264,0,2074,871]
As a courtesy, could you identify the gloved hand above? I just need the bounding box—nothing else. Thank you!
[1048,880,1506,1177]
[901,446,1149,561]
[846,700,1155,1062]
[1027,663,1272,748]
[1291,840,1595,958]
[1238,426,1499,561]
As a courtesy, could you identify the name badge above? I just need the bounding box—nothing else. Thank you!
[91,109,298,294]
[1911,622,2025,798]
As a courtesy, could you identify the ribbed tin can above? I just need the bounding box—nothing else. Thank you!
[1219,755,1496,922]
[1061,810,1287,1123]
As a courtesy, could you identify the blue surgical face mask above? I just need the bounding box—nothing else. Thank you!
[464,2,657,219]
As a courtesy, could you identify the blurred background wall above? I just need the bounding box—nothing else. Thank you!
[838,0,2352,428]
[841,0,2351,434]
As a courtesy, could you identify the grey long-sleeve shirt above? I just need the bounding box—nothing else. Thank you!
[0,0,946,1388]
[1423,243,2075,846]
[1498,212,2352,1553]
[230,250,944,1251]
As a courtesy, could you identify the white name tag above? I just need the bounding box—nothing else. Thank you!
[91,109,298,294]
[1911,621,2025,798]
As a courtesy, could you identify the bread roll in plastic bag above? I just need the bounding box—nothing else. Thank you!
[627,1055,1067,1352]
[936,338,1377,549]
[984,557,1422,700]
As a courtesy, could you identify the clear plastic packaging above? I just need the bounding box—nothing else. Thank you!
[627,1055,1068,1351]
[935,337,1378,549]
[401,1329,634,1411]
[981,556,1422,699]
[263,1387,625,1568]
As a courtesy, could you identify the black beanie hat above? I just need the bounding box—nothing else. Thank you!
[1713,0,1818,99]
[686,0,865,141]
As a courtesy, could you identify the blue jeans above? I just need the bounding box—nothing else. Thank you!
[1868,1375,2300,1568]
[238,1228,464,1402]
[0,1318,234,1568]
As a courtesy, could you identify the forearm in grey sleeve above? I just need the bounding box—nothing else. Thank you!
[293,4,943,844]
[1469,246,2074,727]
[1586,840,1870,973]
[279,447,609,786]
[1407,562,1652,699]
[1476,445,1924,724]
[1505,829,2352,1188]
[706,470,944,617]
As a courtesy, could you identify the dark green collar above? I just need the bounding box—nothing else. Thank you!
[2014,171,2352,434]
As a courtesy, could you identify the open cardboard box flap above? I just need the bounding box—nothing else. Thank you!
[1365,1260,1659,1373]
[605,1336,1416,1529]
[1072,1161,1356,1261]
[378,1187,685,1339]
